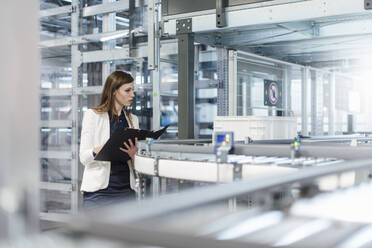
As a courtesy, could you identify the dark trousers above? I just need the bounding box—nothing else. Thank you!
[83,189,136,210]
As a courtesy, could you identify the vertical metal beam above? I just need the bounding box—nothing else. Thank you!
[301,67,309,136]
[148,0,156,71]
[216,0,227,28]
[347,114,355,133]
[129,0,136,58]
[246,76,253,116]
[177,33,195,138]
[194,45,200,137]
[318,71,324,135]
[102,0,116,82]
[151,53,161,131]
[228,50,237,116]
[283,67,292,116]
[328,72,336,135]
[217,47,229,116]
[242,77,246,116]
[71,0,80,214]
[86,0,102,108]
[310,70,316,135]
[194,46,200,80]
[311,70,324,136]
[149,0,161,130]
[0,0,39,237]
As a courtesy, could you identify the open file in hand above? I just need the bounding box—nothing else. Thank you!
[94,125,169,162]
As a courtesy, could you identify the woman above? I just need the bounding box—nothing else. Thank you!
[79,70,139,209]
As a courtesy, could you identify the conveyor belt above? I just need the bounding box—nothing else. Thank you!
[67,159,372,248]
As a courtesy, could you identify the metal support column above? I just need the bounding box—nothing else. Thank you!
[311,70,324,136]
[71,0,81,213]
[86,0,102,108]
[228,50,237,116]
[102,0,116,82]
[151,59,161,131]
[129,0,136,58]
[301,67,309,136]
[217,47,229,116]
[328,72,336,135]
[241,77,246,116]
[283,67,292,116]
[177,33,195,138]
[148,0,156,70]
[194,44,200,137]
[149,0,161,130]
[216,0,227,28]
[246,76,252,116]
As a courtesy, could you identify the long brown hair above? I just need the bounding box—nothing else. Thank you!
[92,71,134,127]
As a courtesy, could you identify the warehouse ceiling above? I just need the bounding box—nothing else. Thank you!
[40,0,372,76]
[208,13,372,74]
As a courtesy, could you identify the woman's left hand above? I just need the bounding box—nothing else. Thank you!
[120,137,138,162]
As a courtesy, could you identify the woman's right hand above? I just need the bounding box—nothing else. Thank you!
[93,145,103,155]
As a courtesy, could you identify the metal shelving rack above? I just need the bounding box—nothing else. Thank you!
[39,0,187,220]
[40,1,78,221]
[38,0,220,219]
[38,0,161,220]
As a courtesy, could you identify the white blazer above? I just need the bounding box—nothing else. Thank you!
[79,109,139,192]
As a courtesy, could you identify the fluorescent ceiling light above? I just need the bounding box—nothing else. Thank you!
[251,71,269,75]
[100,31,129,42]
[238,56,276,66]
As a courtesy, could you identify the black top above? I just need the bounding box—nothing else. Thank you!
[86,109,132,196]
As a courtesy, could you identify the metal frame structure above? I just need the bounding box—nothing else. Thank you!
[162,0,370,136]
[39,0,180,217]
[217,47,229,116]
[39,0,83,219]
[149,0,162,131]
[64,158,372,248]
[223,50,355,135]
[92,158,372,221]
[38,0,372,220]
[328,72,336,135]
[39,0,156,218]
[70,0,80,214]
[177,30,195,138]
[131,138,372,197]
[300,67,309,135]
[311,70,324,136]
[162,0,369,35]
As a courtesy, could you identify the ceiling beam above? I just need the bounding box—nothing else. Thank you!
[220,21,316,46]
[266,47,372,64]
[163,0,371,35]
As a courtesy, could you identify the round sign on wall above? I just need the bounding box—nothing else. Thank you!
[264,79,282,107]
[269,82,279,104]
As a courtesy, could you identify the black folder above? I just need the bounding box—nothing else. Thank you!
[94,125,169,162]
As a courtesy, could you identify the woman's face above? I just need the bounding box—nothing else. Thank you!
[114,82,135,107]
